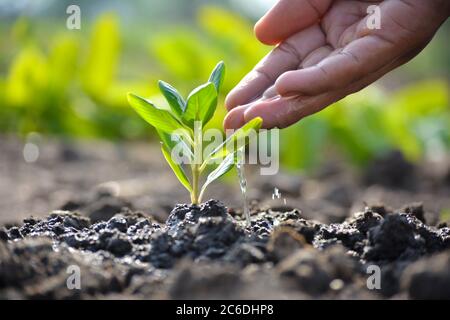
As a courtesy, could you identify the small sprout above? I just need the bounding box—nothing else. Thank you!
[127,61,262,205]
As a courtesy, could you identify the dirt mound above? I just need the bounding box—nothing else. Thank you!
[1,200,449,299]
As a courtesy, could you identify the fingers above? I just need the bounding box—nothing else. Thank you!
[224,0,442,130]
[224,93,338,129]
[223,104,252,129]
[274,0,432,98]
[225,25,326,111]
[254,0,332,45]
[245,95,329,129]
[300,45,334,68]
[320,0,373,47]
[261,85,277,99]
[275,33,401,97]
[224,44,420,130]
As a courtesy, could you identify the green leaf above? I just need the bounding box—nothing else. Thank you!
[203,117,263,167]
[208,61,225,93]
[158,80,186,116]
[127,92,182,135]
[161,144,192,193]
[158,129,194,161]
[200,151,236,197]
[157,129,175,149]
[183,82,217,127]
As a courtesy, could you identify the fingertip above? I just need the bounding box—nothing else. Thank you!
[243,95,306,129]
[254,0,330,46]
[243,100,276,129]
[275,68,325,97]
[274,70,297,96]
[254,19,280,45]
[242,106,259,126]
[224,92,236,111]
[223,106,247,130]
[225,87,245,111]
[225,70,273,111]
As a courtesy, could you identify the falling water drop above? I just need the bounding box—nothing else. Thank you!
[23,142,39,163]
[236,148,251,226]
[23,132,41,163]
[272,187,281,199]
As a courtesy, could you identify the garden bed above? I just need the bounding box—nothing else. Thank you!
[1,137,449,299]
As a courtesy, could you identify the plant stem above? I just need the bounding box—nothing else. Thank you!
[191,164,200,205]
[191,121,202,205]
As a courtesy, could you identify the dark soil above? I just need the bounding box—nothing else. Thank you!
[1,200,450,299]
[1,137,450,299]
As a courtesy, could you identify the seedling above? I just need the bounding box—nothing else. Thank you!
[127,62,262,205]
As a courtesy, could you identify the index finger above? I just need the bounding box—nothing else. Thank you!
[225,25,326,111]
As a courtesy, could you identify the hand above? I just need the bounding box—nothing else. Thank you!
[224,0,449,129]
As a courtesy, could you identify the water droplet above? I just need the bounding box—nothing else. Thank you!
[272,187,281,199]
[236,148,250,226]
[329,279,344,291]
[23,142,39,163]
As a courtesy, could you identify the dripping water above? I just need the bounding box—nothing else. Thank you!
[272,187,281,199]
[236,148,251,226]
[272,187,287,205]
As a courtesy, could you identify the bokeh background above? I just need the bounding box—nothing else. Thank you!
[1,0,449,168]
[0,0,449,223]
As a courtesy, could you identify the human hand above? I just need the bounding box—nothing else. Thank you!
[224,0,449,129]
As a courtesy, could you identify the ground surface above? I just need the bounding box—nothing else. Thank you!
[1,136,450,299]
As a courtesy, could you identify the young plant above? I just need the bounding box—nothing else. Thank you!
[127,62,262,205]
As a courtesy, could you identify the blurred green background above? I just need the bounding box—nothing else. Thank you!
[0,0,448,171]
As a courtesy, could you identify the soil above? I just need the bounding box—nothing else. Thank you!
[1,136,450,299]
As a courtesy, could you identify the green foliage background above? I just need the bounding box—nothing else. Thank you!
[0,3,448,171]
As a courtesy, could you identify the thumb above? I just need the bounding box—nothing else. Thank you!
[255,0,332,45]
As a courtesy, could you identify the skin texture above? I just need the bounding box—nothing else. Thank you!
[224,0,450,129]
